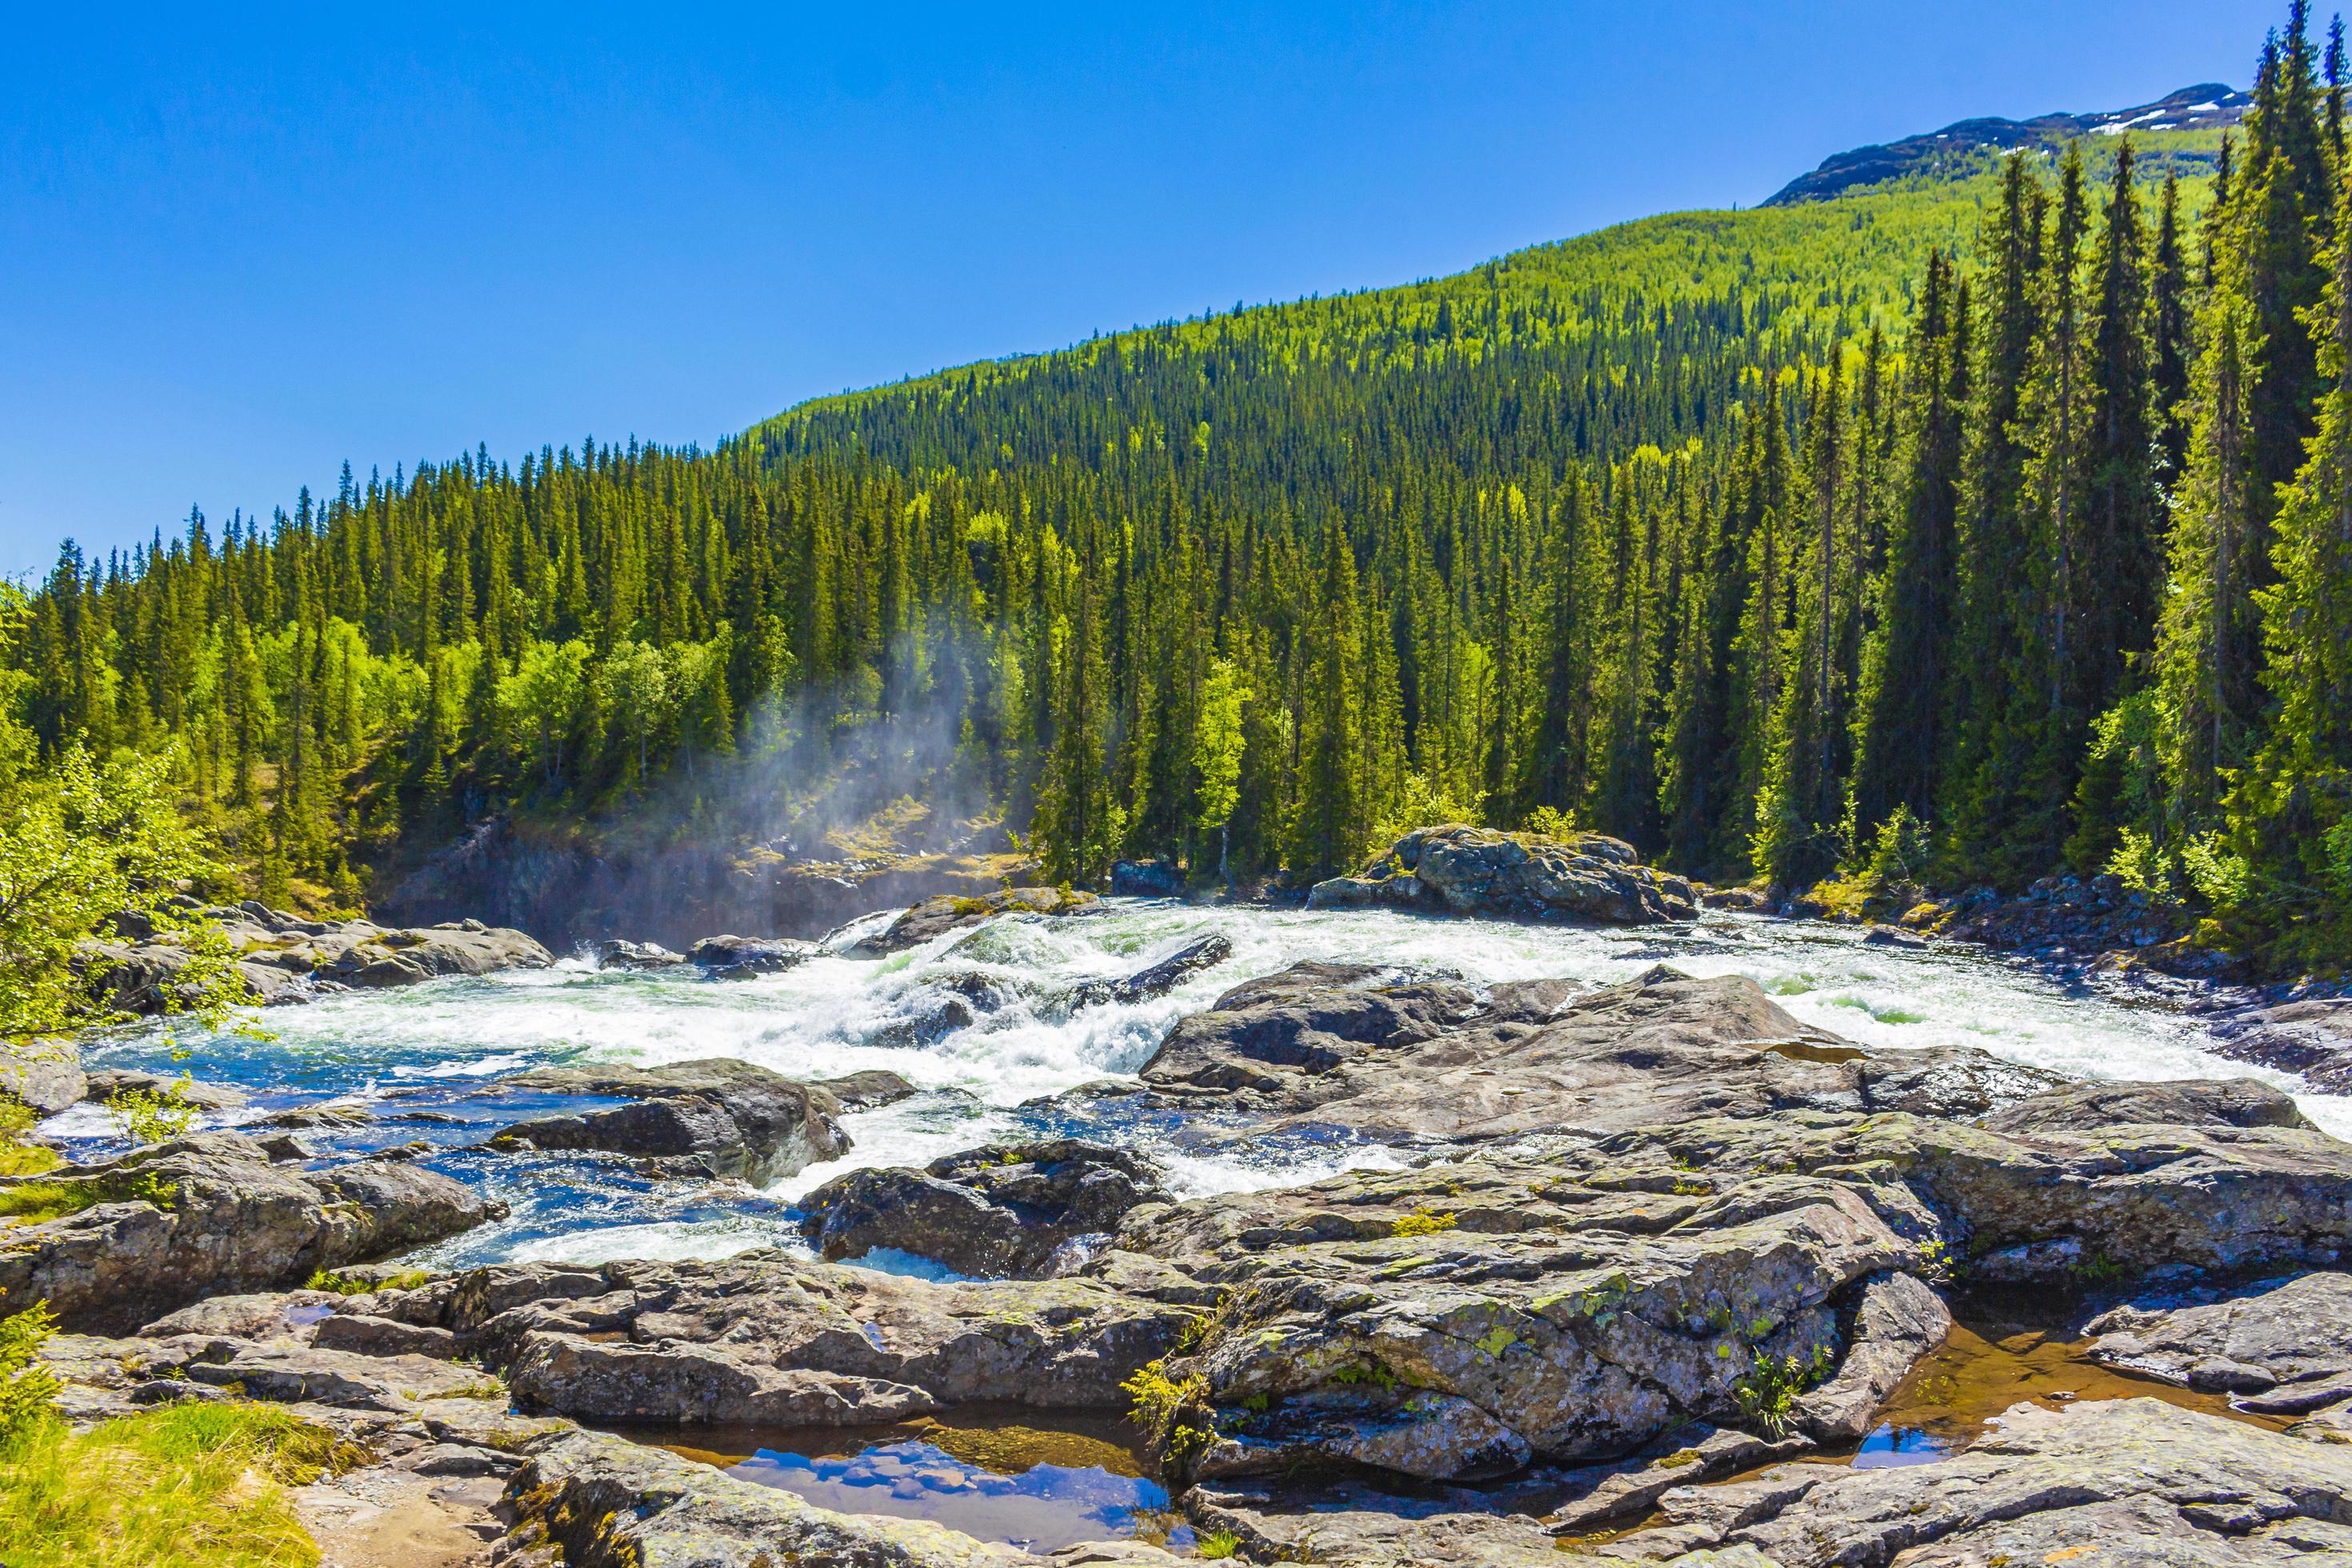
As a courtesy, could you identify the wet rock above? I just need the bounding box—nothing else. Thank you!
[1066,933,1233,1009]
[846,886,1102,956]
[503,1427,1160,1567]
[686,932,821,977]
[799,1139,1172,1277]
[595,938,687,970]
[2207,995,2352,1093]
[0,1037,85,1115]
[1596,1397,2352,1563]
[83,1066,250,1112]
[1133,963,2059,1142]
[1308,823,1697,926]
[2087,1270,2352,1415]
[816,1070,926,1110]
[0,1130,503,1332]
[426,1254,1196,1425]
[492,1057,862,1182]
[1859,923,1926,948]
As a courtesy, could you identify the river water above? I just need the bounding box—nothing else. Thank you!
[40,902,2346,1270]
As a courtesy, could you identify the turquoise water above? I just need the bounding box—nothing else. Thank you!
[43,902,2342,1268]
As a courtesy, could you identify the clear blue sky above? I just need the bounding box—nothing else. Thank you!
[0,2,2282,576]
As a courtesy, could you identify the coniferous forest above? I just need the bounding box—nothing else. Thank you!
[8,6,2352,970]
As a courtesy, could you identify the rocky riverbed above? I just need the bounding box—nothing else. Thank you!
[9,842,2352,1565]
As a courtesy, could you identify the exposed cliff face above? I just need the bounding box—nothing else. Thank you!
[372,813,1033,948]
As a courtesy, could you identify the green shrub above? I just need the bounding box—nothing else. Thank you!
[107,1082,198,1145]
[1732,1346,1834,1438]
[1196,1529,1244,1559]
[0,1293,62,1446]
[1390,1209,1458,1238]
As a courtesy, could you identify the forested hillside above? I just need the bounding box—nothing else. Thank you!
[8,4,2351,968]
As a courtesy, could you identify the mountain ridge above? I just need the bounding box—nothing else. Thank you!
[1766,82,2250,205]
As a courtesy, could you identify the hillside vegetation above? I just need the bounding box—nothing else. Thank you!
[6,4,2347,974]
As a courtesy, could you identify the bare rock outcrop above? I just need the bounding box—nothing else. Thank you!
[0,1130,502,1332]
[846,886,1100,957]
[1307,824,1697,925]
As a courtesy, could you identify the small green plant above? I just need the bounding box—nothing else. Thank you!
[108,1082,199,1145]
[0,1292,62,1446]
[1122,1358,1212,1474]
[1915,1237,1962,1284]
[0,1102,59,1178]
[1732,1345,1834,1438]
[1390,1209,1458,1238]
[305,1267,434,1296]
[1521,805,1579,842]
[1196,1529,1244,1559]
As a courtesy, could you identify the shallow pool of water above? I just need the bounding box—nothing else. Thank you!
[47,901,2349,1268]
[627,1410,1184,1552]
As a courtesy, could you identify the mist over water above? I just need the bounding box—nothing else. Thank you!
[54,902,2350,1270]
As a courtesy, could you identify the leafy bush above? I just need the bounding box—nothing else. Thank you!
[0,1102,60,1178]
[1520,805,1578,842]
[1363,771,1482,858]
[108,1081,198,1145]
[0,1293,62,1448]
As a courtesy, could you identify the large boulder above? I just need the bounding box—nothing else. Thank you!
[2207,994,2352,1093]
[1596,1397,2352,1563]
[0,1037,84,1114]
[799,1139,1172,1277]
[686,934,821,978]
[1066,933,1234,1010]
[846,886,1100,957]
[0,1130,502,1332]
[1307,824,1697,925]
[490,1058,911,1182]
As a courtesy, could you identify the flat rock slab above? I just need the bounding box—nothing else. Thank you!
[2090,1270,2352,1416]
[1131,963,2062,1142]
[1596,1397,2352,1564]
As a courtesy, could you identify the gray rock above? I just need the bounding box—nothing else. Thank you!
[799,1139,1171,1277]
[311,1311,462,1359]
[0,1130,503,1332]
[1066,933,1233,1009]
[0,1036,84,1114]
[1980,1075,2312,1134]
[138,1290,335,1341]
[2087,1270,2352,1412]
[77,906,552,1014]
[2208,995,2352,1092]
[1308,823,1697,925]
[1597,1397,2352,1564]
[1794,1270,1952,1441]
[491,1058,881,1182]
[84,1067,249,1112]
[1543,1425,1813,1534]
[846,886,1101,957]
[425,1254,1196,1426]
[1187,1475,1566,1566]
[686,933,820,978]
[595,938,687,970]
[1132,963,2059,1142]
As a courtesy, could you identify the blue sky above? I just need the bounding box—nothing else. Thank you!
[0,2,2281,575]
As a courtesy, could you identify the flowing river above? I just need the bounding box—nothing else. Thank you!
[39,902,2347,1272]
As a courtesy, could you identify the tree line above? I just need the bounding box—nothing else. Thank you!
[5,5,2346,969]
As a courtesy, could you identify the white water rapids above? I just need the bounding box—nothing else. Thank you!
[54,902,2348,1270]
